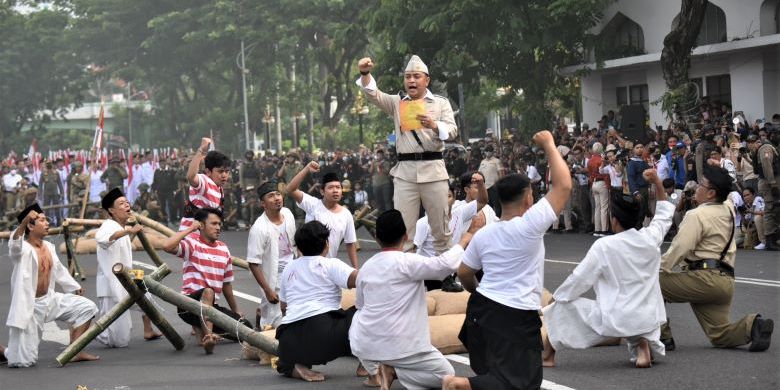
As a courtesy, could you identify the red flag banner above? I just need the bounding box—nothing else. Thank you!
[92,103,105,150]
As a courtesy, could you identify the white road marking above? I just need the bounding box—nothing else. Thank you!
[444,355,576,390]
[544,259,780,288]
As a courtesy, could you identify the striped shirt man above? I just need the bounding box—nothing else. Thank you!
[179,173,223,231]
[176,232,233,295]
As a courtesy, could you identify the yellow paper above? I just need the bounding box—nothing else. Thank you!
[399,100,425,131]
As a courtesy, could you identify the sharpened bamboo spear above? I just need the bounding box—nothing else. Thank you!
[133,212,250,270]
[61,222,84,280]
[56,264,173,366]
[128,217,165,267]
[113,263,184,350]
[141,276,278,356]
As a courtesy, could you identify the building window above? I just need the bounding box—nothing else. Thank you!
[595,13,645,60]
[615,84,649,111]
[705,74,731,104]
[697,3,727,45]
[617,87,628,107]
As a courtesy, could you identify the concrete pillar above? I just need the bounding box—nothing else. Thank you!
[730,53,765,122]
[581,73,604,126]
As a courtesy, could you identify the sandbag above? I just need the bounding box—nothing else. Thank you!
[426,289,469,316]
[429,314,467,355]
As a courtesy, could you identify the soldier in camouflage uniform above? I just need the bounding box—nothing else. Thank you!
[101,156,128,192]
[67,161,90,216]
[40,161,64,225]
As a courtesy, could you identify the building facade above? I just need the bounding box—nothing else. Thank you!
[569,0,780,127]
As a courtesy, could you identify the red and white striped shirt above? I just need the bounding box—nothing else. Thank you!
[176,232,234,295]
[179,173,223,230]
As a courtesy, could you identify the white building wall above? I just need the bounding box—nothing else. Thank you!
[578,0,777,126]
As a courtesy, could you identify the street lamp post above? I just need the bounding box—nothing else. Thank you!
[236,40,259,152]
[261,106,275,154]
[351,91,370,145]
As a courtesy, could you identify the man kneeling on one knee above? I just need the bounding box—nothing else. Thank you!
[350,209,485,390]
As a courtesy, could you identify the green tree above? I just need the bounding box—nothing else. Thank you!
[0,3,87,154]
[366,0,608,138]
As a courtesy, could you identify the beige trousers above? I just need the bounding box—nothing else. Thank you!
[591,181,609,232]
[660,269,755,348]
[393,177,451,254]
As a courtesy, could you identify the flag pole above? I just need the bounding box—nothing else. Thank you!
[79,102,104,219]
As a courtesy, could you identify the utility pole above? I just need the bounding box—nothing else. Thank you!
[240,39,251,151]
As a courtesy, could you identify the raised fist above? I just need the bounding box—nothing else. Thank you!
[532,130,554,147]
[358,57,374,73]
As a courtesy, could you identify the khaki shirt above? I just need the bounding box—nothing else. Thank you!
[661,200,736,272]
[357,75,457,183]
[478,157,502,188]
[757,143,778,185]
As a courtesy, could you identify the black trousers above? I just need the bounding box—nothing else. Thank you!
[275,307,357,377]
[488,186,502,217]
[459,292,543,390]
[177,289,251,339]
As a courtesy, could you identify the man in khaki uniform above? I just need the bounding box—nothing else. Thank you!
[753,129,779,250]
[659,165,773,352]
[356,55,457,253]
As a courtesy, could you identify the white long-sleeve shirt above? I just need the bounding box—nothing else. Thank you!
[550,201,674,337]
[7,236,81,329]
[95,219,133,300]
[349,245,464,361]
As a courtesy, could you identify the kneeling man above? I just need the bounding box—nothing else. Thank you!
[542,169,672,368]
[4,204,99,367]
[350,209,483,390]
[275,221,357,382]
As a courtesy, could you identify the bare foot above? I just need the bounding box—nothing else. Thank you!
[202,333,218,355]
[0,345,7,365]
[356,363,369,377]
[635,338,652,368]
[542,333,556,367]
[442,375,471,390]
[379,364,396,390]
[71,351,100,363]
[363,374,381,388]
[144,331,163,340]
[291,364,326,382]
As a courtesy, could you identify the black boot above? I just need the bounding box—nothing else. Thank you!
[661,338,676,351]
[764,234,780,251]
[749,315,774,352]
[441,274,464,292]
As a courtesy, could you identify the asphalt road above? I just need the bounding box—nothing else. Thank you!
[0,228,778,390]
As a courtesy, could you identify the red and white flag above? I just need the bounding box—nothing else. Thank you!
[92,103,105,150]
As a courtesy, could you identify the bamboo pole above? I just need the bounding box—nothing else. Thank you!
[64,218,105,227]
[56,264,173,366]
[134,212,250,270]
[61,222,84,280]
[0,225,84,240]
[2,202,97,218]
[127,217,165,267]
[113,264,184,351]
[142,276,278,355]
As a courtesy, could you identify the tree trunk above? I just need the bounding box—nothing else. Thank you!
[661,0,709,90]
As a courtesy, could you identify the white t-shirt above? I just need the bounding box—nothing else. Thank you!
[297,193,357,258]
[413,216,436,258]
[463,197,557,310]
[526,165,542,183]
[450,200,479,246]
[279,256,354,324]
[274,222,294,273]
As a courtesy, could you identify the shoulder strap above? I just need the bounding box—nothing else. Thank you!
[720,206,735,263]
[410,130,425,148]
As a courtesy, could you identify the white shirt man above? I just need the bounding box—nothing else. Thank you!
[5,204,98,367]
[350,209,479,390]
[3,169,22,192]
[543,173,673,368]
[94,188,160,347]
[246,186,297,329]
